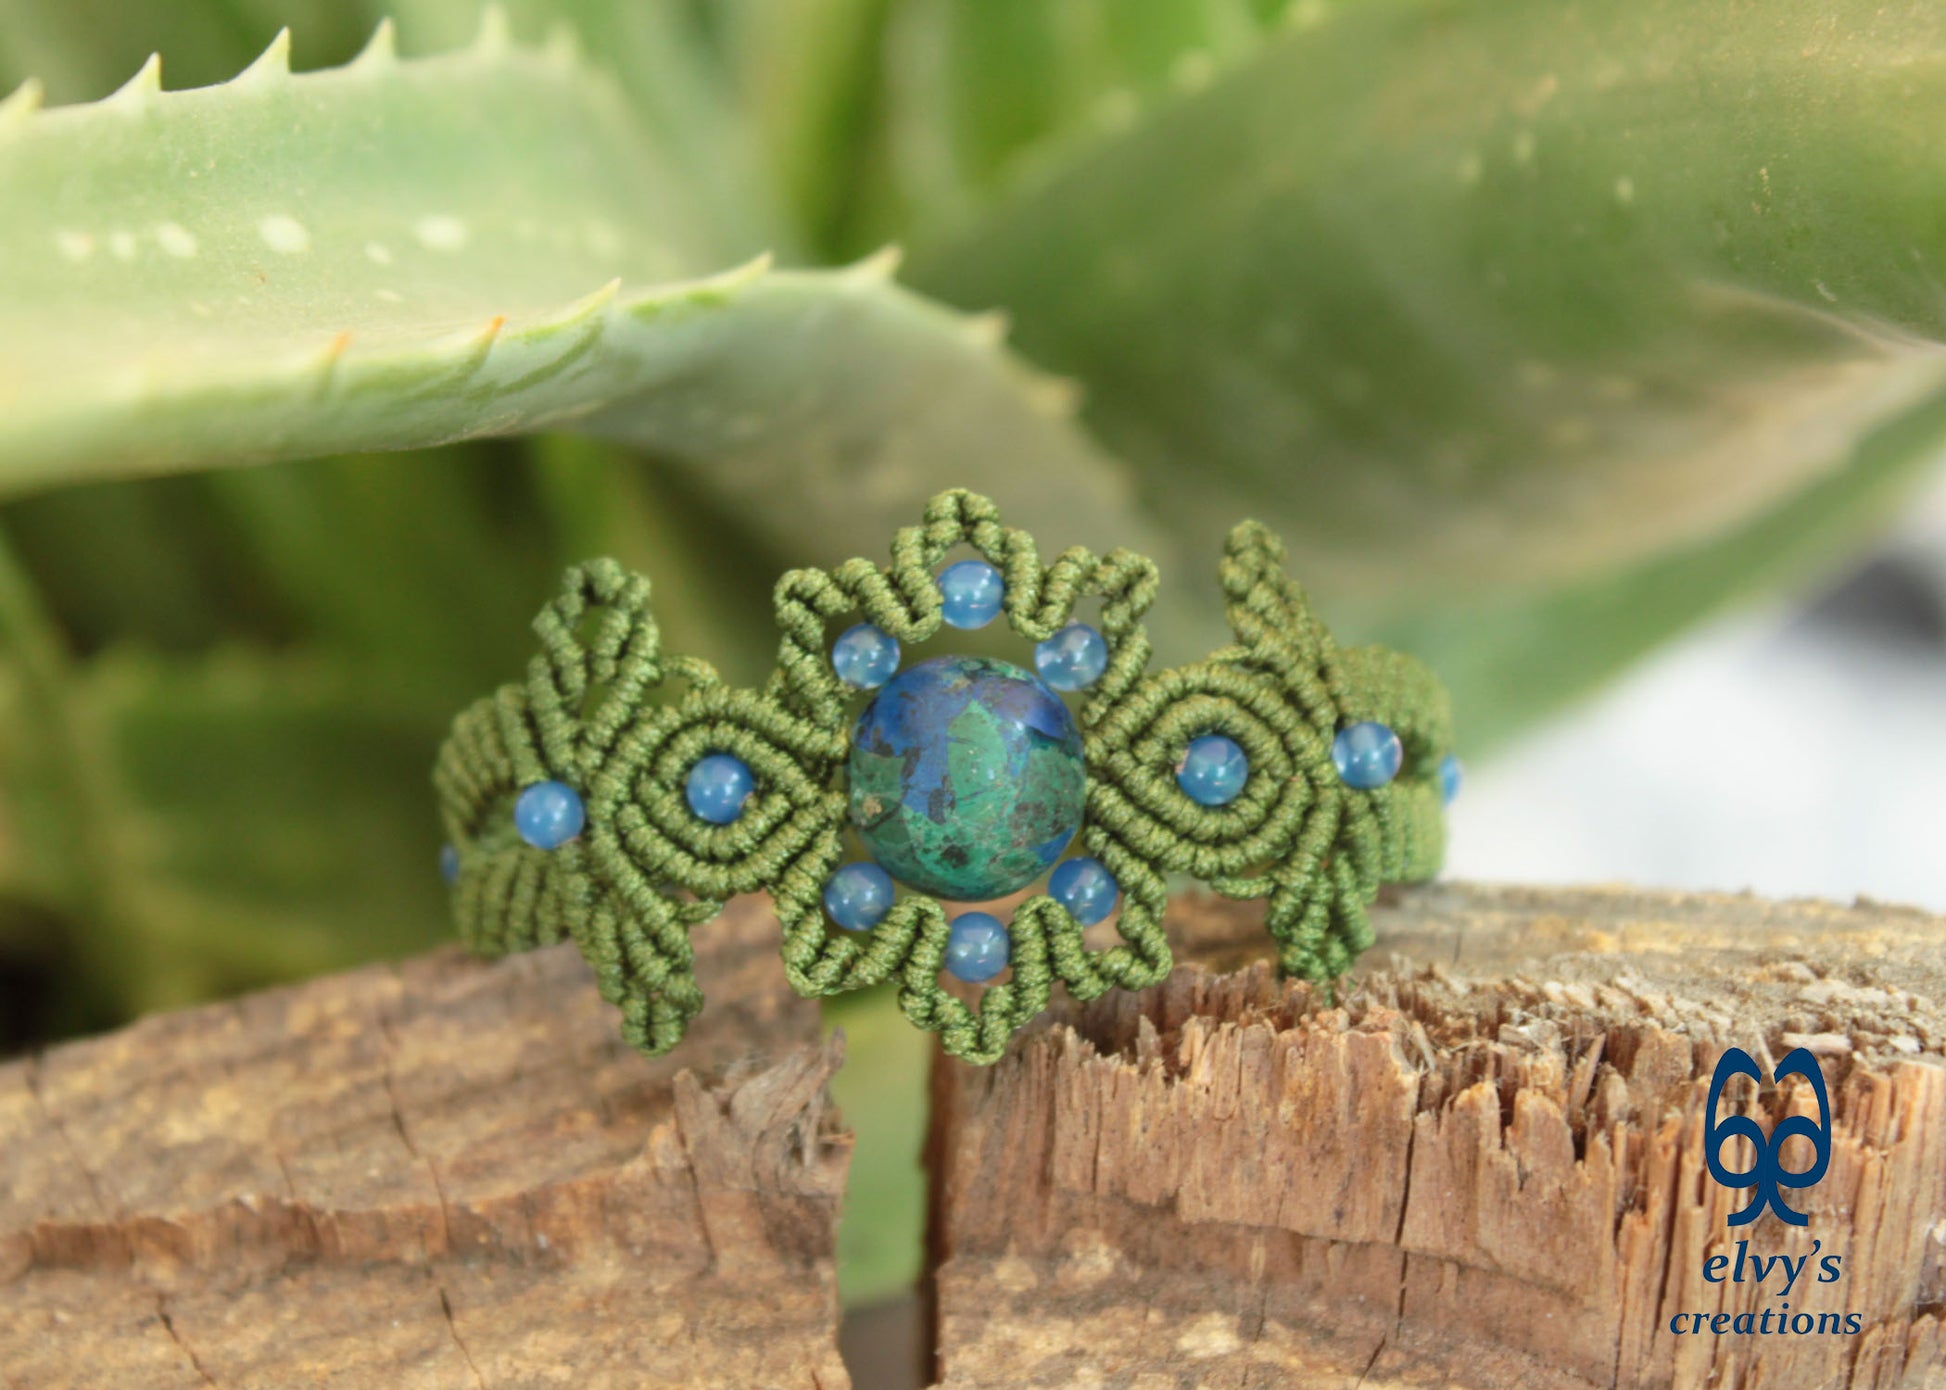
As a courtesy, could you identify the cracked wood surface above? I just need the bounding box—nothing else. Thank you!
[0,897,851,1390]
[928,884,1946,1390]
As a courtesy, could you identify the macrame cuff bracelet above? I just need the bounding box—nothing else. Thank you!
[433,489,1458,1065]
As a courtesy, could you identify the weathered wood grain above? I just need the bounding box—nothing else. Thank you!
[928,884,1946,1390]
[0,898,851,1390]
[8,884,1943,1389]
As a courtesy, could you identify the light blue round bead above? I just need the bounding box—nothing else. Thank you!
[1035,623,1108,691]
[939,559,1004,630]
[686,753,756,825]
[1439,753,1464,806]
[514,780,585,850]
[833,623,900,689]
[1334,721,1404,790]
[824,862,896,932]
[439,843,460,884]
[1177,734,1249,807]
[1049,857,1118,925]
[945,911,1011,983]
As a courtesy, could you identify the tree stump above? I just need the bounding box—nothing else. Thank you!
[4,885,1943,1388]
[0,899,850,1390]
[929,883,1946,1389]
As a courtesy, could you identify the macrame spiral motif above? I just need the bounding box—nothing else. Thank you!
[435,490,1454,1064]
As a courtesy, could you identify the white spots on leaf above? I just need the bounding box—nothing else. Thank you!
[56,223,198,262]
[415,215,469,252]
[1816,280,1838,303]
[365,241,393,265]
[1511,130,1537,165]
[258,214,309,254]
[1614,175,1635,205]
[156,222,197,258]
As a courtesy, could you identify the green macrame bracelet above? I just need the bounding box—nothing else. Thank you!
[432,490,1456,1065]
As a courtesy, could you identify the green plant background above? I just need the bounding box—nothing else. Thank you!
[3,0,1944,1302]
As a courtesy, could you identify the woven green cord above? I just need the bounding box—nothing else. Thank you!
[433,490,1455,1065]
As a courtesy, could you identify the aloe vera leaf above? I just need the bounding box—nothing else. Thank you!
[0,28,1163,590]
[80,652,454,1014]
[373,1,788,257]
[529,435,786,685]
[1385,380,1946,750]
[0,538,453,1017]
[203,445,568,699]
[907,0,1946,637]
[824,985,931,1304]
[0,0,261,103]
[1,475,289,653]
[716,0,896,255]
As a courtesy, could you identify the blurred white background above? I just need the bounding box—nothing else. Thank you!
[1448,473,1946,912]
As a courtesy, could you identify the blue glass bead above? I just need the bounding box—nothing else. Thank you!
[1177,733,1249,807]
[1334,721,1404,790]
[686,753,756,825]
[1035,623,1108,691]
[945,911,1011,983]
[824,861,896,932]
[439,843,460,884]
[939,559,1004,630]
[514,780,585,849]
[832,623,900,689]
[1049,857,1118,925]
[1439,753,1464,806]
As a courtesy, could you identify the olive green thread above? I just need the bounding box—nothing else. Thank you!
[434,490,1454,1065]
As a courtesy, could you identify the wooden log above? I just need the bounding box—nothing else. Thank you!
[8,885,1944,1388]
[0,898,852,1390]
[928,884,1946,1389]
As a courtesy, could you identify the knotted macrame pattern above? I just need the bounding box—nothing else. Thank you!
[435,490,1453,1064]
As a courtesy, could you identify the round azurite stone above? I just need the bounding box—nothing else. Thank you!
[686,752,756,825]
[939,559,1004,630]
[832,623,900,689]
[1035,623,1108,691]
[1438,752,1464,806]
[824,861,895,932]
[515,780,585,849]
[1333,721,1403,790]
[1049,856,1117,925]
[945,911,1011,983]
[1177,734,1248,807]
[848,655,1085,901]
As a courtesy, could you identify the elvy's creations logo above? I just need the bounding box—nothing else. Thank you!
[1669,1046,1863,1339]
[1705,1047,1830,1226]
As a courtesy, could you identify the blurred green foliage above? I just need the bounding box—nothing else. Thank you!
[4,0,1946,1303]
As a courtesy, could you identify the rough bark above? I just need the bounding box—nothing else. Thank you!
[0,898,851,1390]
[929,884,1946,1390]
[7,885,1943,1389]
